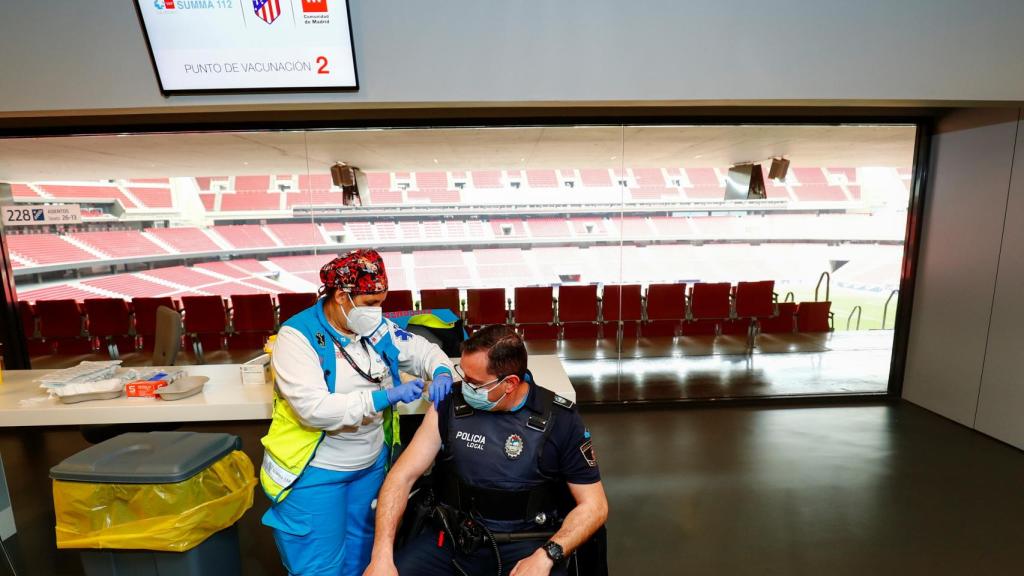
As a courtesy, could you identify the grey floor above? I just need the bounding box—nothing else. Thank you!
[591,402,1024,575]
[3,401,1022,575]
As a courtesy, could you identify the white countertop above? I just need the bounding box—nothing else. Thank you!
[0,355,574,427]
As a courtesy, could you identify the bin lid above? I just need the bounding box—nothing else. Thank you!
[50,431,241,484]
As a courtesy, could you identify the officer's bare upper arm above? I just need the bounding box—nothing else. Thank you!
[391,405,443,484]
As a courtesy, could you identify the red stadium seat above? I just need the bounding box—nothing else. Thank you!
[229,294,276,350]
[720,319,753,335]
[734,281,776,319]
[601,285,643,339]
[796,301,833,332]
[132,297,177,351]
[466,288,507,331]
[681,319,719,336]
[36,299,92,354]
[18,300,51,356]
[643,283,687,337]
[558,285,600,339]
[759,302,797,334]
[181,295,229,361]
[278,292,317,325]
[689,283,732,320]
[684,282,732,336]
[383,290,414,313]
[420,288,461,316]
[514,286,558,340]
[84,298,133,358]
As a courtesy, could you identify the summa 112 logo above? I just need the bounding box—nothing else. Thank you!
[154,0,234,10]
[302,0,328,13]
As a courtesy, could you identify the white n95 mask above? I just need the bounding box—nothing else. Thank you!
[342,293,383,336]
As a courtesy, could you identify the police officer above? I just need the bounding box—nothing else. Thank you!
[261,249,455,576]
[364,325,608,576]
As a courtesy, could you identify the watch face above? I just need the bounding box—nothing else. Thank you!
[544,541,564,561]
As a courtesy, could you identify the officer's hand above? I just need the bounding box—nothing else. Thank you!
[362,558,398,576]
[509,548,555,576]
[430,372,454,408]
[386,379,424,405]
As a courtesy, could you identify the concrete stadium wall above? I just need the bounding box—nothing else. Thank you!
[904,108,1024,450]
[3,0,1024,116]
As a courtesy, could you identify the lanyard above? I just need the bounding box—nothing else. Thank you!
[328,332,383,385]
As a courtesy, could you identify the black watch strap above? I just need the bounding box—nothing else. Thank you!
[543,541,565,564]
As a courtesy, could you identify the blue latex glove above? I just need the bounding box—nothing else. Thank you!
[386,379,424,405]
[430,372,454,408]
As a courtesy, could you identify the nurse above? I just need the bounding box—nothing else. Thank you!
[260,249,455,576]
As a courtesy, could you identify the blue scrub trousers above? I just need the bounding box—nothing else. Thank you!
[263,449,387,576]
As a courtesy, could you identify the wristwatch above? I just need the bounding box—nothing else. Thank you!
[542,541,565,564]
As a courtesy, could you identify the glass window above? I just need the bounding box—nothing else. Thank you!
[0,124,916,402]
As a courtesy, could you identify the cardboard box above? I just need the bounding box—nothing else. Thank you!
[125,380,168,398]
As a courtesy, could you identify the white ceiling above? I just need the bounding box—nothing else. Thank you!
[0,125,916,181]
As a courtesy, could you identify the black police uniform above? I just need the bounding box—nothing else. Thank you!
[395,377,601,576]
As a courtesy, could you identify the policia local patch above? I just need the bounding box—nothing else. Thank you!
[579,439,597,467]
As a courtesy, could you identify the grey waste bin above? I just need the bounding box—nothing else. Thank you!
[50,432,247,576]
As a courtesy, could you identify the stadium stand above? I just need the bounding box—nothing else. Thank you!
[220,191,281,211]
[366,172,390,189]
[39,184,136,208]
[127,187,173,208]
[416,172,449,189]
[71,231,169,259]
[580,169,613,187]
[234,175,271,192]
[145,227,221,253]
[213,224,278,248]
[526,218,572,237]
[526,170,559,188]
[472,171,503,188]
[267,223,325,246]
[7,234,99,265]
[370,189,404,205]
[633,168,666,188]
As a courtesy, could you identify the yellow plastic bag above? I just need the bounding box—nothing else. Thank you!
[53,450,256,552]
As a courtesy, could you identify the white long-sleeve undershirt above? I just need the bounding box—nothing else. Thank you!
[271,323,451,471]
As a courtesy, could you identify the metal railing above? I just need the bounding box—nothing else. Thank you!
[881,289,899,330]
[815,271,831,302]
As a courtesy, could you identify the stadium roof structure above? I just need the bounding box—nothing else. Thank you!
[0,125,915,182]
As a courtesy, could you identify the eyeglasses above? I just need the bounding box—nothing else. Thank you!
[453,363,508,392]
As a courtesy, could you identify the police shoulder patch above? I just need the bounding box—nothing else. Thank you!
[552,395,575,410]
[579,439,597,467]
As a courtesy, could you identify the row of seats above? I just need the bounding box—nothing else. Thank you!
[18,281,833,360]
[17,293,318,360]
[429,281,832,340]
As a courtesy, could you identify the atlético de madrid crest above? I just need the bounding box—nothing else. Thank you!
[253,0,282,24]
[505,434,524,460]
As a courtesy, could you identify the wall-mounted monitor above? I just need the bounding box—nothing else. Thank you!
[134,0,357,94]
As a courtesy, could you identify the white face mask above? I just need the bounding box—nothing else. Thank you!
[341,293,383,336]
